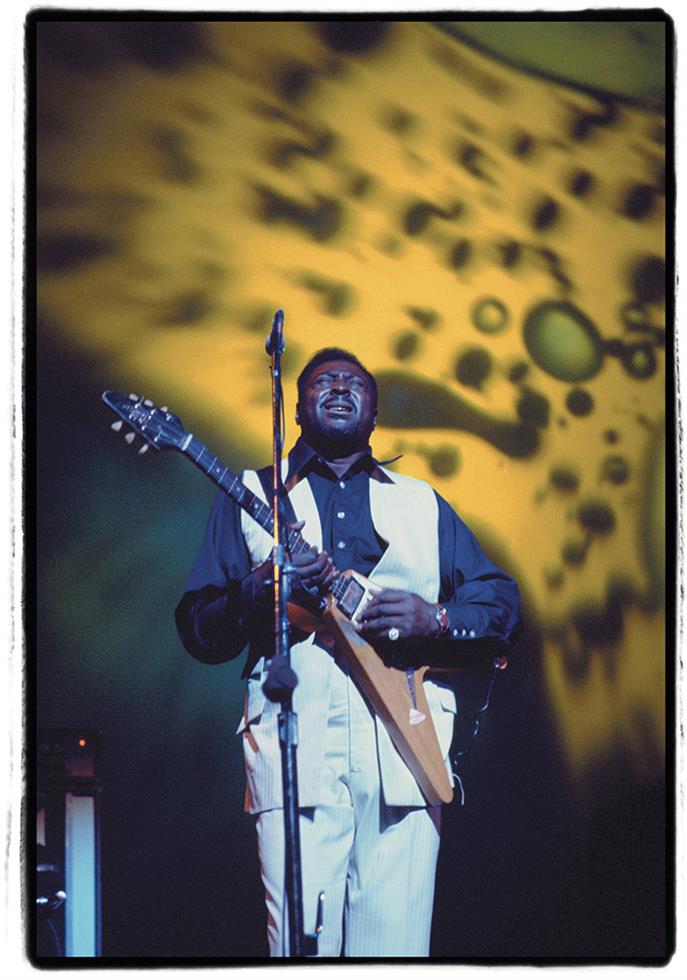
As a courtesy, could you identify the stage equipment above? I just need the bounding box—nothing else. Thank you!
[37,730,102,958]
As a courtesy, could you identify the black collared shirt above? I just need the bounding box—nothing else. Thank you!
[280,439,390,578]
[175,438,522,665]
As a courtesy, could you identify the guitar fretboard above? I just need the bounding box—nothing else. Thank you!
[183,436,350,603]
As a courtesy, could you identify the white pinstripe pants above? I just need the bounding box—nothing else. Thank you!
[255,664,442,957]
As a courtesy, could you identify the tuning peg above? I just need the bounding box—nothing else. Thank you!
[160,406,168,413]
[143,399,153,407]
[138,444,149,455]
[111,420,123,432]
[125,432,135,445]
[128,393,139,401]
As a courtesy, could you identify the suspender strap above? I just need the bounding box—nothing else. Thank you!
[256,465,299,526]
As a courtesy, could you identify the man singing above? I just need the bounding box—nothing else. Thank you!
[175,347,521,957]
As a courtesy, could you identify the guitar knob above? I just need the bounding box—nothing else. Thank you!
[143,399,153,407]
[160,406,168,413]
[128,393,139,401]
[110,421,123,432]
[125,432,135,445]
[138,444,149,455]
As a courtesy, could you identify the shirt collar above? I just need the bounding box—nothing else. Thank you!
[286,437,394,487]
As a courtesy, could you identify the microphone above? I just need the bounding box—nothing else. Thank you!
[265,309,285,355]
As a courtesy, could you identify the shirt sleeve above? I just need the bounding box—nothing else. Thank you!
[175,489,272,664]
[435,492,522,646]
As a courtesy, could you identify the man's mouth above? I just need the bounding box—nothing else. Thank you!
[323,400,354,415]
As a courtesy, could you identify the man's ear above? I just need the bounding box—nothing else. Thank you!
[372,410,377,430]
[295,402,301,426]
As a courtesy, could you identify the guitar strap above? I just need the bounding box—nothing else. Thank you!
[255,465,299,527]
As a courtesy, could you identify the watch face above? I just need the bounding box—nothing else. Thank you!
[435,606,449,633]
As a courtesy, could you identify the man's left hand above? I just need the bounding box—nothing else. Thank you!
[358,589,438,641]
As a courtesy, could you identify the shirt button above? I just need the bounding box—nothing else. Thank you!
[337,541,346,550]
[469,629,476,638]
[339,481,346,489]
[337,511,345,519]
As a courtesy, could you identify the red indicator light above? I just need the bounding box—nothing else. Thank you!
[78,739,87,747]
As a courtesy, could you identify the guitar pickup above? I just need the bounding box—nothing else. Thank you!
[336,577,366,621]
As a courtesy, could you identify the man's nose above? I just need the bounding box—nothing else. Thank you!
[331,375,351,392]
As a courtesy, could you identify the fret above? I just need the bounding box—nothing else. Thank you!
[197,444,213,470]
[254,501,272,525]
[217,470,238,496]
[206,458,224,480]
[185,437,203,463]
[246,492,268,526]
[286,528,309,554]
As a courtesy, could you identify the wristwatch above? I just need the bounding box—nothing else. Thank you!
[434,603,450,638]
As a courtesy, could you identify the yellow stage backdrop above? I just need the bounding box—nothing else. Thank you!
[37,18,666,788]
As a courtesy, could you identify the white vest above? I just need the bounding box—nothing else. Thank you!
[236,463,457,811]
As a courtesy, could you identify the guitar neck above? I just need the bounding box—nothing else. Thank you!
[181,435,349,601]
[183,434,278,535]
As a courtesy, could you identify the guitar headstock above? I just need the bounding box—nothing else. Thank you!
[102,390,190,454]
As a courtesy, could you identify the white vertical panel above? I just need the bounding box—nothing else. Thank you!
[64,793,97,956]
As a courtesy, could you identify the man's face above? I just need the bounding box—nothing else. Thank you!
[297,358,377,456]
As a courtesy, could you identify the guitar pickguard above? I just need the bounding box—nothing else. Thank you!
[323,596,453,806]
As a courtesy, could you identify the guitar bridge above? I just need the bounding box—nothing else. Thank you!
[336,577,366,621]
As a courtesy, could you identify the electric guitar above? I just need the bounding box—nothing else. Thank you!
[102,390,453,805]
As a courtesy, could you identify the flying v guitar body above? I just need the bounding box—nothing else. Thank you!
[289,569,454,806]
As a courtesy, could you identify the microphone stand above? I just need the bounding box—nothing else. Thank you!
[262,311,323,957]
